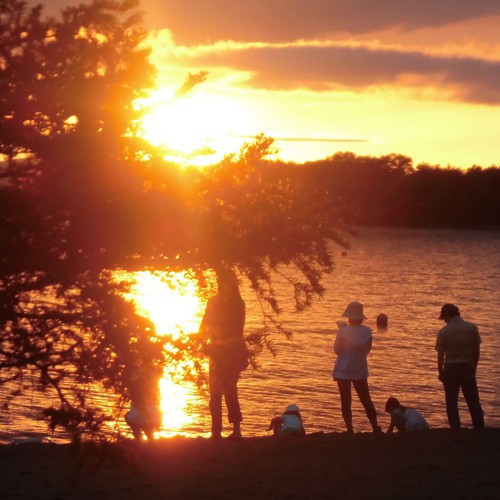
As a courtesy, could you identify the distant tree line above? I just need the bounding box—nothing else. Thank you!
[287,153,500,228]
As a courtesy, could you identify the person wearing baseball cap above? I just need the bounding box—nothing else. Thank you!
[435,303,484,429]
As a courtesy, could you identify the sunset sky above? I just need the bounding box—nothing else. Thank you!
[37,1,500,168]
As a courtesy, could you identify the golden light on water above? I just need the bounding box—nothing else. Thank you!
[158,378,193,437]
[129,271,203,339]
[123,270,206,436]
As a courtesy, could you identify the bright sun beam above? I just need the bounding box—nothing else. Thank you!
[138,88,255,166]
[158,378,193,435]
[129,271,203,339]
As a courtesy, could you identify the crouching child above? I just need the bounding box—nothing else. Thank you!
[125,403,162,441]
[385,397,429,433]
[268,404,306,437]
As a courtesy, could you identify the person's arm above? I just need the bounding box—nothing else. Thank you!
[386,421,395,434]
[353,333,372,352]
[333,331,343,354]
[267,416,283,433]
[437,351,445,381]
[366,334,373,353]
[473,327,481,371]
[435,330,445,380]
[198,298,213,336]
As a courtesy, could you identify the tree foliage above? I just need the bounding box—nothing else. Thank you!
[0,0,172,441]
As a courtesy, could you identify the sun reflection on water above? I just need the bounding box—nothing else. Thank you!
[157,378,192,437]
[123,270,206,437]
[130,271,204,339]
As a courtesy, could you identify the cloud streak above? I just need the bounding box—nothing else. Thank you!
[161,39,500,105]
[232,134,369,143]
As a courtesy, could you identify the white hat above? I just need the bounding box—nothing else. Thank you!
[285,404,300,414]
[342,301,367,320]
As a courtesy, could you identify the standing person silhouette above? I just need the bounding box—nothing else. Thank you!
[436,303,484,429]
[199,266,249,439]
[333,301,381,433]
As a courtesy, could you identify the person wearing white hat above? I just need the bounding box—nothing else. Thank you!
[267,404,306,436]
[332,301,381,433]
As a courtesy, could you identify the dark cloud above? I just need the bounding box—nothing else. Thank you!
[144,0,500,43]
[181,43,500,105]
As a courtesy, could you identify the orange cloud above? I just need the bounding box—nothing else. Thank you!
[150,34,500,105]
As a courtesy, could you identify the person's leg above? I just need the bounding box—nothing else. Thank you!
[125,410,144,441]
[271,418,283,436]
[130,425,143,441]
[459,365,485,429]
[336,379,354,432]
[209,366,224,438]
[223,373,243,438]
[144,426,155,441]
[442,367,461,428]
[353,379,380,431]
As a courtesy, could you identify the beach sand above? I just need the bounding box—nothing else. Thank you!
[1,428,498,499]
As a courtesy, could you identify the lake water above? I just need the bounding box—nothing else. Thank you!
[1,227,499,442]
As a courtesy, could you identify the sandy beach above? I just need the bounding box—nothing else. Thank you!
[1,428,498,499]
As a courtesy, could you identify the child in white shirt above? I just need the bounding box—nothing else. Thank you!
[385,397,429,433]
[268,404,306,436]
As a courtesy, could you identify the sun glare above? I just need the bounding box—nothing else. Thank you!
[120,270,206,435]
[138,89,255,166]
[130,271,204,339]
[158,378,193,436]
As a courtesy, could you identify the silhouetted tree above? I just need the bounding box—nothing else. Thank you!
[0,1,354,440]
[0,0,176,441]
[182,136,354,355]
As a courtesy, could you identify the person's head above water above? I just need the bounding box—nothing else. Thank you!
[376,313,388,329]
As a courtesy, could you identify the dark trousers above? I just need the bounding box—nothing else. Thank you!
[442,363,484,429]
[209,367,242,435]
[336,378,378,431]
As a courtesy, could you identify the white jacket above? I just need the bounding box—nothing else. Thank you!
[333,324,372,380]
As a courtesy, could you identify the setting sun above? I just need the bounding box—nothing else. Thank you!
[138,87,256,166]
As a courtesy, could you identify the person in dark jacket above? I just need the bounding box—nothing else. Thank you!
[200,266,249,439]
[435,303,484,429]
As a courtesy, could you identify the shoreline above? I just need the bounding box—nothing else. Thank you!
[1,428,499,499]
